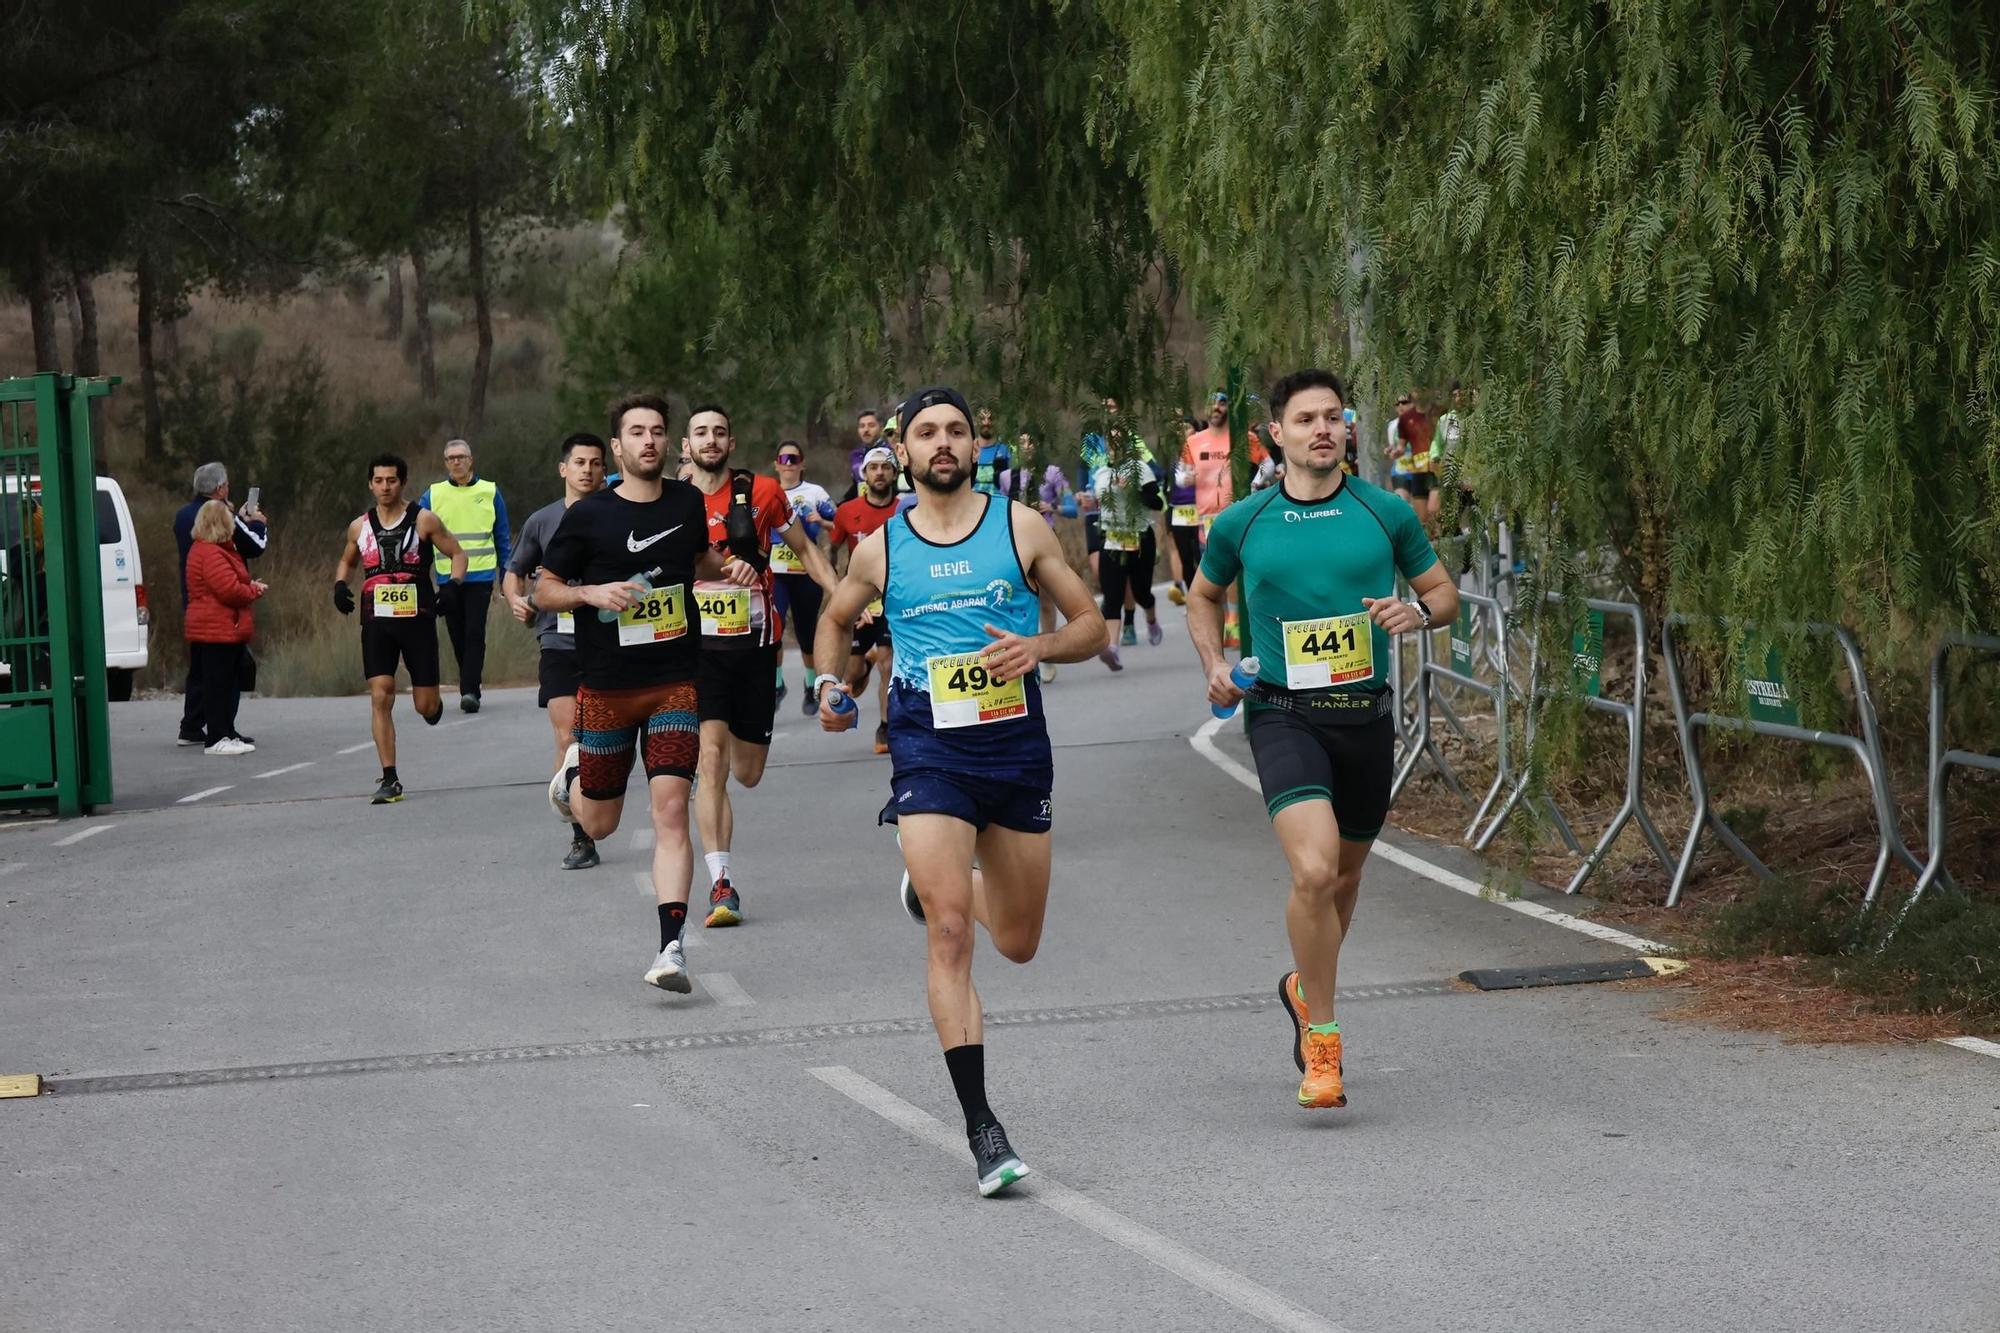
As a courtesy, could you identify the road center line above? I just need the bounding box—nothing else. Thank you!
[253,762,315,779]
[1191,715,1667,953]
[176,786,234,805]
[703,972,754,1007]
[52,824,115,847]
[809,1066,1352,1333]
[335,742,375,755]
[629,827,655,851]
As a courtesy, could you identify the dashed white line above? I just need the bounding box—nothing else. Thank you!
[629,827,655,851]
[0,862,27,878]
[253,762,315,779]
[335,742,375,756]
[1191,714,1667,954]
[810,1066,1350,1333]
[52,824,115,847]
[435,718,473,729]
[1937,1036,2000,1062]
[703,972,754,1007]
[177,786,234,805]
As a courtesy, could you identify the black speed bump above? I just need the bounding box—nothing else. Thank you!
[1459,957,1687,991]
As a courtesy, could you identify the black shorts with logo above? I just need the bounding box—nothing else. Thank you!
[360,616,441,687]
[538,648,582,707]
[1245,700,1396,841]
[697,643,780,745]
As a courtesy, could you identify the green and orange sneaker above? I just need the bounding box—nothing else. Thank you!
[1279,971,1309,1074]
[1298,1028,1347,1109]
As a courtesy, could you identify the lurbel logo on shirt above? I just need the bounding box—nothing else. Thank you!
[1284,507,1344,523]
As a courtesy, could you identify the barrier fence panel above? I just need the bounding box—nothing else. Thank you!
[1663,615,1921,907]
[1476,595,1673,894]
[1893,632,2000,930]
[1391,588,1511,839]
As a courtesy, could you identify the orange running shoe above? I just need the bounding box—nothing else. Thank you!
[1279,971,1309,1073]
[1298,1028,1346,1109]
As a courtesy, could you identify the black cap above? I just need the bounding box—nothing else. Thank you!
[896,385,974,437]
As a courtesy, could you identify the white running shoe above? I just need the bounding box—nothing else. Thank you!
[899,868,925,924]
[549,741,579,822]
[204,737,254,756]
[644,939,691,993]
[1037,662,1057,685]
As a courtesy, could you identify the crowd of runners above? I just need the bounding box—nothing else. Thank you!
[325,370,1456,1198]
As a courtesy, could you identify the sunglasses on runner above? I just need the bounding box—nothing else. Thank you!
[777,452,803,464]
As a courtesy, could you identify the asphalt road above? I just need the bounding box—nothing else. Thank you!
[4,603,1997,1332]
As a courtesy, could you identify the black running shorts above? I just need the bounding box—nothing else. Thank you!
[360,617,441,687]
[538,648,582,707]
[697,644,780,746]
[1245,707,1396,841]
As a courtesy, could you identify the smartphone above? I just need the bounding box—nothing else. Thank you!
[244,486,261,515]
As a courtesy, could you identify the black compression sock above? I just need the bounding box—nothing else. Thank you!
[570,821,589,842]
[943,1043,996,1136]
[658,901,687,950]
[421,706,443,726]
[1122,609,1136,628]
[381,765,398,783]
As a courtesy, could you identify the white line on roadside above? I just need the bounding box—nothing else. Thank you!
[631,872,701,946]
[52,824,115,847]
[176,786,234,805]
[253,762,315,779]
[0,862,27,878]
[435,718,473,729]
[703,972,754,1007]
[810,1066,1351,1333]
[1936,1036,2000,1062]
[1190,714,1668,954]
[335,742,375,755]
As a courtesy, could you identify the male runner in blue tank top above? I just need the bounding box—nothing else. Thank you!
[1189,368,1457,1112]
[813,385,1108,1198]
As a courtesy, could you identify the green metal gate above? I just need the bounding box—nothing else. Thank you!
[1,373,117,815]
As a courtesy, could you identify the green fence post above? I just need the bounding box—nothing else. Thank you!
[66,377,115,809]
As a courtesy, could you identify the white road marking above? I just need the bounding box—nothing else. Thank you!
[629,827,655,851]
[336,742,375,755]
[1190,714,1668,954]
[810,1066,1351,1333]
[435,718,473,729]
[176,786,234,805]
[631,872,700,947]
[0,862,27,878]
[52,824,115,847]
[253,762,315,779]
[1937,1036,2000,1062]
[703,972,754,1007]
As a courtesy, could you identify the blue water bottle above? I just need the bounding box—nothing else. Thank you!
[1211,656,1261,719]
[827,682,857,719]
[598,571,653,622]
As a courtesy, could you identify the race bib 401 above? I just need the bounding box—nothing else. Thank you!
[698,587,752,637]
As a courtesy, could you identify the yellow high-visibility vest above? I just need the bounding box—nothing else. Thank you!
[429,478,498,577]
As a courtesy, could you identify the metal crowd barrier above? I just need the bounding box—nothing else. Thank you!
[1893,632,2000,928]
[1662,616,1922,907]
[1476,596,1674,894]
[1390,589,1511,840]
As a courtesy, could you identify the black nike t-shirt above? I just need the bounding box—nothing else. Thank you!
[541,483,709,690]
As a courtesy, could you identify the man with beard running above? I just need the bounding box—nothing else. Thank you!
[683,405,840,927]
[505,431,607,869]
[828,445,903,752]
[814,386,1107,1198]
[538,394,756,994]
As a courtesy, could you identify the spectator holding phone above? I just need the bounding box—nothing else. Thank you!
[182,500,266,756]
[173,461,268,747]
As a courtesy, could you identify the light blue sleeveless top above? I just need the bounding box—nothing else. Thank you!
[884,495,1041,693]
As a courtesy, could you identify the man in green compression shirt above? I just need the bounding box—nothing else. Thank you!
[1187,367,1458,1113]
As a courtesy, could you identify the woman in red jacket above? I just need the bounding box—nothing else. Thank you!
[184,500,267,756]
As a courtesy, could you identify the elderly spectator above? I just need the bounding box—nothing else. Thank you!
[417,438,510,713]
[174,462,268,746]
[182,501,266,756]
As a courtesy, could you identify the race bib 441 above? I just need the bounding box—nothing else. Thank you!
[1282,613,1372,689]
[925,652,1027,729]
[373,583,418,618]
[616,586,689,646]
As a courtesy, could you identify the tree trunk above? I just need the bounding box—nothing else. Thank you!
[409,247,438,401]
[384,256,404,340]
[465,197,492,438]
[136,253,165,462]
[70,267,101,376]
[27,238,62,372]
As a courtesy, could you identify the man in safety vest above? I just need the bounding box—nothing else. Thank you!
[419,437,512,713]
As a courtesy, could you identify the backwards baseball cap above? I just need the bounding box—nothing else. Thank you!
[897,385,973,436]
[861,445,897,467]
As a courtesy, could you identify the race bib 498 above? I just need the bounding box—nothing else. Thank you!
[925,652,1027,729]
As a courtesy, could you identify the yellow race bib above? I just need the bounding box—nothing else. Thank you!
[616,585,689,646]
[1170,503,1199,528]
[1103,526,1145,552]
[698,587,752,637]
[925,652,1027,729]
[556,611,575,635]
[865,596,885,617]
[1282,613,1373,689]
[769,541,805,574]
[373,583,418,618]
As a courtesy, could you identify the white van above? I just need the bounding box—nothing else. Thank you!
[0,475,148,700]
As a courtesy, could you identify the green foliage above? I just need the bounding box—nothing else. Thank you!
[152,340,348,520]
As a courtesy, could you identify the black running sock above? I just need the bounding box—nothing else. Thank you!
[1122,609,1136,628]
[421,707,443,726]
[381,765,398,784]
[570,821,589,842]
[657,901,687,950]
[943,1043,995,1136]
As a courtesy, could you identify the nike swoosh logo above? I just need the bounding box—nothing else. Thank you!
[627,526,681,552]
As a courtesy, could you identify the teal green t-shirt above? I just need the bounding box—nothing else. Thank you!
[1198,475,1437,697]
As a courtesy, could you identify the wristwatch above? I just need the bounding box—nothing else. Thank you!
[814,673,847,695]
[1412,597,1434,629]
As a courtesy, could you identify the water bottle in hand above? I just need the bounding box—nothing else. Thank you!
[827,683,857,720]
[1211,656,1261,719]
[598,571,653,622]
